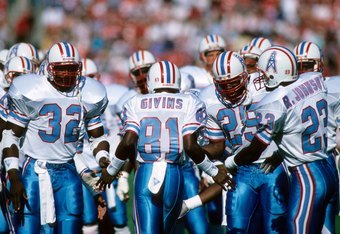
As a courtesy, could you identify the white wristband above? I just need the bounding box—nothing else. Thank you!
[106,155,126,176]
[197,155,218,177]
[119,171,129,179]
[95,150,109,164]
[185,195,203,210]
[225,155,238,169]
[4,157,19,172]
[73,153,88,175]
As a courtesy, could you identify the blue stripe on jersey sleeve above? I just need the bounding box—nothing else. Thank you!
[8,111,29,128]
[125,123,140,135]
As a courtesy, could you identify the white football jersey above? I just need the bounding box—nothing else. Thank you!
[325,76,340,152]
[7,74,108,163]
[180,65,213,90]
[200,84,276,163]
[121,92,207,163]
[255,72,328,167]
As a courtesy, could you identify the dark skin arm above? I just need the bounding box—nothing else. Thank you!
[97,131,138,190]
[2,122,27,212]
[183,133,234,190]
[202,140,225,160]
[88,126,110,168]
[234,136,268,166]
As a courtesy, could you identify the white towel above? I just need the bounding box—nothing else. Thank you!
[34,160,56,225]
[147,162,167,194]
[221,189,227,226]
[105,185,116,210]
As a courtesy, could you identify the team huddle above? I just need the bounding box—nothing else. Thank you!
[0,34,338,234]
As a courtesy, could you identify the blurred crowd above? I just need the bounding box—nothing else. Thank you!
[1,0,339,86]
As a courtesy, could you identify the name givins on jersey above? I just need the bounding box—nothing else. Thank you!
[140,96,183,110]
[282,73,326,109]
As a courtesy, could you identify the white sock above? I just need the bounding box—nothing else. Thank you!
[82,224,99,234]
[114,226,131,234]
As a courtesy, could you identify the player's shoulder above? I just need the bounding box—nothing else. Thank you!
[198,84,219,106]
[11,74,50,100]
[80,76,107,104]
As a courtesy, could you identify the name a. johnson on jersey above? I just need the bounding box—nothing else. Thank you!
[282,74,325,109]
[140,97,183,109]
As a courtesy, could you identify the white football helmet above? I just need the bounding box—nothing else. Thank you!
[147,61,181,93]
[239,45,262,60]
[293,41,323,74]
[0,49,8,65]
[47,42,82,90]
[199,34,226,62]
[7,42,40,65]
[129,50,156,94]
[248,37,272,51]
[212,51,248,106]
[81,58,100,80]
[258,46,298,89]
[4,56,35,85]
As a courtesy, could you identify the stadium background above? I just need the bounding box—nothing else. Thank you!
[2,0,339,233]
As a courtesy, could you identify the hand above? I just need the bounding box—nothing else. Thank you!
[80,169,102,193]
[10,179,27,213]
[95,194,107,220]
[212,164,235,191]
[260,152,283,174]
[116,171,129,202]
[99,157,110,168]
[96,168,116,191]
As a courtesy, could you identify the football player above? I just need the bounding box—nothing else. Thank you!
[226,46,338,233]
[2,42,109,233]
[97,60,233,233]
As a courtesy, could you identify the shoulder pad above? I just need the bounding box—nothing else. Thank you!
[80,76,107,105]
[11,74,50,101]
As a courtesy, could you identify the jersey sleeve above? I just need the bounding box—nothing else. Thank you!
[6,85,33,128]
[204,114,225,142]
[254,99,286,146]
[120,97,140,135]
[182,95,207,137]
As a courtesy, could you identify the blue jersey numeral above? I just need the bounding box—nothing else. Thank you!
[138,117,179,162]
[301,99,327,154]
[39,103,81,143]
[217,106,258,148]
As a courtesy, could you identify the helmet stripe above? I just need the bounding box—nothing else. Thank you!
[136,51,140,62]
[57,43,64,57]
[28,44,34,58]
[253,37,259,46]
[132,52,137,66]
[258,38,265,48]
[219,52,227,75]
[141,50,145,61]
[160,61,165,83]
[70,44,75,57]
[226,52,233,75]
[170,62,175,84]
[24,57,31,70]
[164,61,171,84]
[299,41,306,55]
[209,35,214,43]
[62,42,71,57]
[305,42,312,54]
[19,57,25,70]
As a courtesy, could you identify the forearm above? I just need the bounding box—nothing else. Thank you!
[202,141,225,160]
